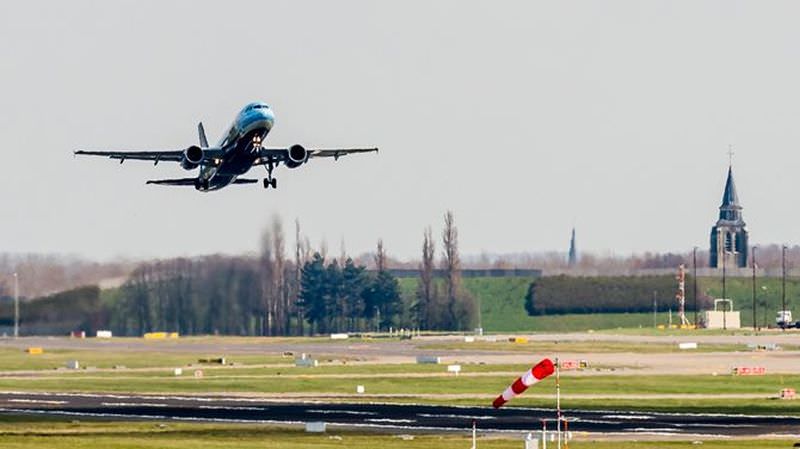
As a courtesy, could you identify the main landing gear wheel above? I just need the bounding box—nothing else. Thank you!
[263,178,277,189]
[262,157,278,189]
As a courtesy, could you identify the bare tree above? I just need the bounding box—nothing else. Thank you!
[375,239,387,273]
[416,227,435,330]
[271,216,287,335]
[294,218,304,336]
[442,211,460,327]
[440,211,477,330]
[259,227,275,335]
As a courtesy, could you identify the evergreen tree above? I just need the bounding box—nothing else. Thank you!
[300,253,327,333]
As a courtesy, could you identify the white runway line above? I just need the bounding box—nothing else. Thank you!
[417,413,495,420]
[308,409,376,416]
[7,399,67,405]
[100,402,168,407]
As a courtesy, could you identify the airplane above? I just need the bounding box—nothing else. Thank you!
[75,101,378,191]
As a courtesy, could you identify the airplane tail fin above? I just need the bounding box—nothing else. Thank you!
[198,122,209,148]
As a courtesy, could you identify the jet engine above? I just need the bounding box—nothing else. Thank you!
[285,144,308,168]
[181,145,204,170]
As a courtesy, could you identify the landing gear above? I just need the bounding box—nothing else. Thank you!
[195,178,210,191]
[263,177,277,189]
[262,157,278,189]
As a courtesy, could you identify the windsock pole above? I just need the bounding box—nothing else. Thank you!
[470,419,476,449]
[556,357,562,449]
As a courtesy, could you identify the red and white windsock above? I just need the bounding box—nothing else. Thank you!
[492,358,555,409]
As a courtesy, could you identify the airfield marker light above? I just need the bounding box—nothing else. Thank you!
[492,358,554,409]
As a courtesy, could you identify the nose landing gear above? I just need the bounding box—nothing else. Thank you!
[263,177,277,189]
[195,178,210,191]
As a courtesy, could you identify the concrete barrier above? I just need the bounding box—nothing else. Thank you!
[559,360,579,370]
[305,422,326,433]
[144,332,179,339]
[295,358,319,367]
[416,355,441,364]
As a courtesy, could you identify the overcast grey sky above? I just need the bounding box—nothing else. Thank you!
[1,1,799,261]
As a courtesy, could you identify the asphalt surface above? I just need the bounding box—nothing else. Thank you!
[0,392,797,437]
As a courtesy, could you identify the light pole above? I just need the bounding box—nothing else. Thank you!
[693,247,698,327]
[782,245,787,332]
[652,291,657,328]
[752,246,757,331]
[13,273,18,339]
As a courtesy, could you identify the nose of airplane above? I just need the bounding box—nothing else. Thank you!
[239,105,275,133]
[261,107,275,128]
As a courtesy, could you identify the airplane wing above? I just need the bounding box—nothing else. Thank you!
[308,148,379,159]
[74,148,225,164]
[256,147,378,164]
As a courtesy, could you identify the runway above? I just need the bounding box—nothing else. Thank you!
[0,392,797,437]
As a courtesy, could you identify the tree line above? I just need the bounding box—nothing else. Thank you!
[13,212,476,336]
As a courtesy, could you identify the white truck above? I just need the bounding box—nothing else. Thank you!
[776,310,796,329]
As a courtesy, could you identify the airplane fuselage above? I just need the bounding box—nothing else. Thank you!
[199,102,275,191]
[75,101,376,191]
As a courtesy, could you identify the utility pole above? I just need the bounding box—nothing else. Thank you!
[782,245,787,332]
[693,247,698,327]
[752,246,757,331]
[13,273,19,339]
[653,291,657,328]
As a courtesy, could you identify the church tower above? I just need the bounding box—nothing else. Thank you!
[709,165,748,268]
[568,227,577,267]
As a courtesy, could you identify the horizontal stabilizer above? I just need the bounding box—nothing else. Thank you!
[146,178,198,186]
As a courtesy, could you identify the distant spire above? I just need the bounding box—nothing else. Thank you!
[568,228,577,267]
[720,165,740,209]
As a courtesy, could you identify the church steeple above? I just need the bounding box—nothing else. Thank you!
[718,166,742,222]
[568,228,577,267]
[709,161,748,269]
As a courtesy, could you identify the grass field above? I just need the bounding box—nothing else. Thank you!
[418,340,749,353]
[0,372,793,397]
[0,347,291,371]
[398,277,685,332]
[0,419,791,449]
[399,275,800,333]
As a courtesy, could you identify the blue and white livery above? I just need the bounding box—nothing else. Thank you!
[75,101,378,191]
